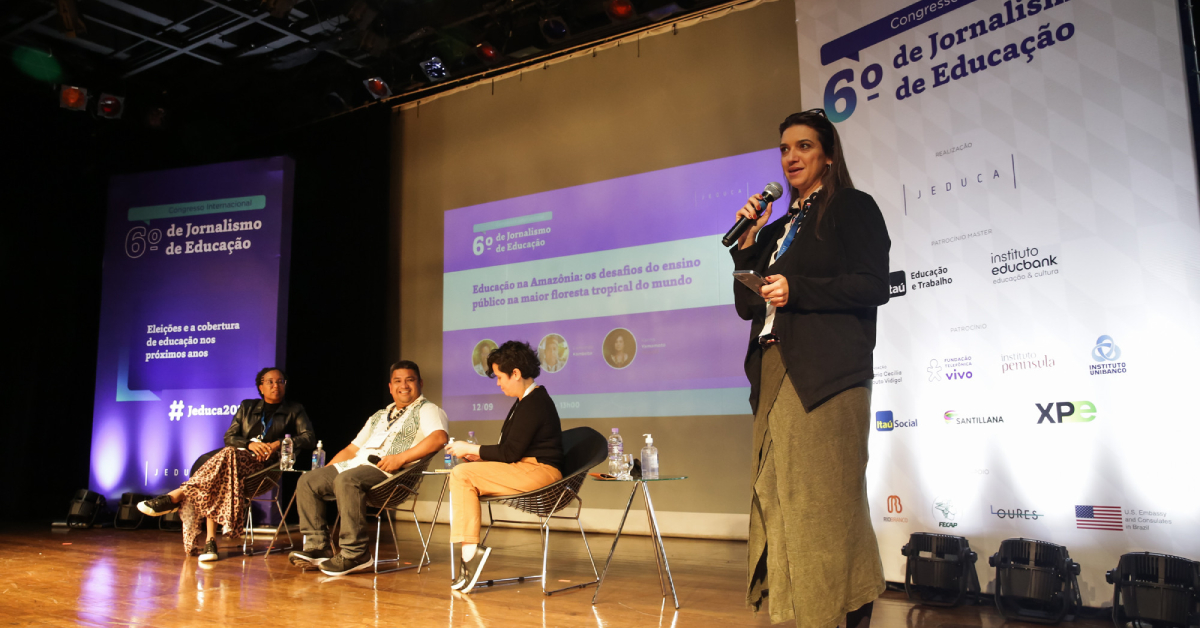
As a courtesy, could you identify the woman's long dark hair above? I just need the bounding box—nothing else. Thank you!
[778,111,854,239]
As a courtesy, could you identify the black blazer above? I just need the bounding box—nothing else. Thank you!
[224,399,316,450]
[479,386,564,469]
[730,188,891,413]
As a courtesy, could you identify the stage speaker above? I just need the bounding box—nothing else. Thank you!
[67,489,107,529]
[159,509,183,531]
[988,538,1081,624]
[1106,552,1199,628]
[113,492,152,530]
[901,532,981,607]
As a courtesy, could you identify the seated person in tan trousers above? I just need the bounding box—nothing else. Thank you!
[444,340,564,593]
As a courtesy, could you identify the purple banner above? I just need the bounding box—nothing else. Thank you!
[90,157,293,500]
[443,150,781,273]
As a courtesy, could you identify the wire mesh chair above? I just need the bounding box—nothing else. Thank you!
[241,461,294,556]
[363,452,439,574]
[473,426,608,595]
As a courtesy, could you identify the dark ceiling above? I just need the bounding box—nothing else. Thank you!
[2,0,728,139]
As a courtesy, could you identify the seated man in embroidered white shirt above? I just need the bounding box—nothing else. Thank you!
[289,360,448,576]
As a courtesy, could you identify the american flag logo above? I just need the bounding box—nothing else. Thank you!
[1075,505,1123,531]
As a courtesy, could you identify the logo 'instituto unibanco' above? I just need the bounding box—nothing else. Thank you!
[1090,335,1126,375]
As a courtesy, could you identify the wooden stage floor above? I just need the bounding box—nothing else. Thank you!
[0,523,1113,628]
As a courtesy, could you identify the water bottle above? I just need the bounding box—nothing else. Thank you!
[311,440,325,470]
[640,433,658,480]
[281,434,294,471]
[607,428,624,476]
[445,437,456,469]
[465,431,478,463]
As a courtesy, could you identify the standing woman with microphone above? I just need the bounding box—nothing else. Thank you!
[729,109,890,628]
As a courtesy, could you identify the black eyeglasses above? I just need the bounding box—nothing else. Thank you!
[800,108,827,118]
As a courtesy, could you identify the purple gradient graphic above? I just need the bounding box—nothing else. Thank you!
[444,305,749,399]
[89,157,293,501]
[444,150,781,273]
[443,150,778,419]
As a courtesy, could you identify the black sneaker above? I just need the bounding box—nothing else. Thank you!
[289,547,335,568]
[137,495,179,517]
[198,539,219,562]
[454,545,492,593]
[318,553,373,576]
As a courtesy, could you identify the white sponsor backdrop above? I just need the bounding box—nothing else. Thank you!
[796,0,1200,604]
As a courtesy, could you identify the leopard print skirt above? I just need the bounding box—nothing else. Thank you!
[178,446,272,555]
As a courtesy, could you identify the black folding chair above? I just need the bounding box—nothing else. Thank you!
[473,427,608,595]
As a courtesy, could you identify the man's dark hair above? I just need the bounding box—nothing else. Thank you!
[389,360,422,381]
[255,367,286,399]
[486,340,541,380]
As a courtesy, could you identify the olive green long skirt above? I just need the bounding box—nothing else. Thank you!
[747,345,886,626]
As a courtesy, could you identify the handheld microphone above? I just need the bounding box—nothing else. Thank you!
[368,455,381,464]
[721,182,784,248]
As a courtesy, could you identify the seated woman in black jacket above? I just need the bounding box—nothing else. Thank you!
[138,367,315,562]
[444,340,564,593]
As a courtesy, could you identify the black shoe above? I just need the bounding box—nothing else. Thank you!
[198,539,219,562]
[289,547,335,568]
[137,495,179,517]
[318,553,373,576]
[454,546,492,593]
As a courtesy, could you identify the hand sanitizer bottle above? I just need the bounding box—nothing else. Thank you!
[640,434,659,480]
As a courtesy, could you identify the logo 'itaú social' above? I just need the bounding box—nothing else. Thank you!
[876,410,917,431]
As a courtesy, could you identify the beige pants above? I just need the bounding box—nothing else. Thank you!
[449,457,562,544]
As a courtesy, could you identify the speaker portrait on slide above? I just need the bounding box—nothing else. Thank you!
[537,333,568,373]
[471,339,498,377]
[603,328,636,369]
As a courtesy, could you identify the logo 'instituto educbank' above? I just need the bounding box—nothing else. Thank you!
[991,245,1059,284]
[1090,335,1126,375]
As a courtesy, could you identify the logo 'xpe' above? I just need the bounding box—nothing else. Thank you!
[887,495,903,513]
[1036,401,1096,423]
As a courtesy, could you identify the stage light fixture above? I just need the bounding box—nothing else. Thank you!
[605,0,636,22]
[59,85,88,111]
[989,538,1082,624]
[67,489,106,528]
[97,94,124,119]
[419,57,449,82]
[539,16,570,44]
[1106,552,1199,628]
[901,532,981,607]
[475,41,501,64]
[114,492,151,530]
[363,77,391,99]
